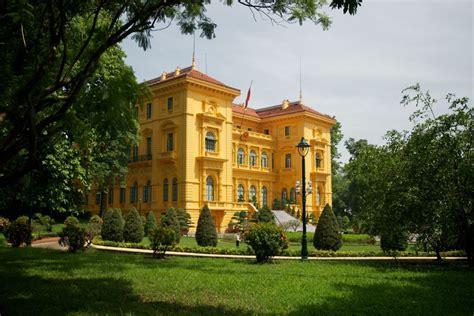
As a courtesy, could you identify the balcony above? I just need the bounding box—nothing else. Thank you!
[129,154,152,163]
[232,128,273,142]
[157,151,177,163]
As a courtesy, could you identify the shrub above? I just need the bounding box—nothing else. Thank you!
[64,216,80,227]
[86,215,103,241]
[286,231,315,242]
[313,204,342,251]
[0,216,10,233]
[244,223,288,262]
[176,208,192,236]
[123,208,144,243]
[144,212,157,236]
[5,216,33,247]
[160,208,181,243]
[140,215,146,231]
[381,230,408,252]
[272,199,281,210]
[256,205,275,223]
[101,209,124,242]
[59,224,88,252]
[149,226,177,258]
[195,205,218,247]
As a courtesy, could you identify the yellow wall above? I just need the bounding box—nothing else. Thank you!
[86,67,335,232]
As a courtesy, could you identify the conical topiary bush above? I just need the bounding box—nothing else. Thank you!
[123,208,144,243]
[160,208,181,243]
[145,211,157,236]
[195,205,218,247]
[313,204,342,251]
[101,208,124,242]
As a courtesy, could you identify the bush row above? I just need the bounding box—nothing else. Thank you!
[92,238,467,258]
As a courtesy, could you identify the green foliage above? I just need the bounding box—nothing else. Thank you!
[256,205,275,223]
[176,208,193,236]
[160,208,181,243]
[272,199,281,210]
[123,208,144,243]
[380,230,408,253]
[59,224,88,253]
[101,209,123,242]
[5,216,32,247]
[64,216,80,227]
[149,227,177,258]
[0,216,10,233]
[85,216,102,242]
[144,212,157,237]
[195,205,218,247]
[330,120,344,175]
[244,223,288,262]
[227,211,248,233]
[313,205,342,251]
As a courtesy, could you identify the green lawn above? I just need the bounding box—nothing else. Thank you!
[1,247,472,315]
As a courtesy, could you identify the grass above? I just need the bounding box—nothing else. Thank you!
[0,246,473,315]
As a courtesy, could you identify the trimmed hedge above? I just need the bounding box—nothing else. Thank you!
[123,208,144,243]
[195,205,217,247]
[101,209,124,242]
[92,238,466,258]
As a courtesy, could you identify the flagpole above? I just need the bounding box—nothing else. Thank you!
[240,80,253,132]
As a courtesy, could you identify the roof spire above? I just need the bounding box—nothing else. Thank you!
[191,32,196,69]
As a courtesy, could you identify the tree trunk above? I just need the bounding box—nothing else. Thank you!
[435,248,442,262]
[99,190,107,218]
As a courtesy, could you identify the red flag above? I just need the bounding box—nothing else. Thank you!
[244,86,251,109]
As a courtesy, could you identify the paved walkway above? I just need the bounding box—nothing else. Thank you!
[31,237,68,251]
[91,244,467,262]
[272,210,316,232]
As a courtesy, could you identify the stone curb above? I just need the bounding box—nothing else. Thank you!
[91,244,467,261]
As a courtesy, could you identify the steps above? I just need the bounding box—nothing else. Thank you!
[272,210,316,233]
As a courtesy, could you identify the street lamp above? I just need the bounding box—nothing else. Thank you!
[296,137,310,260]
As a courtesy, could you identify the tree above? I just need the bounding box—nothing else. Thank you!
[176,208,193,236]
[101,208,123,242]
[123,208,144,243]
[145,212,157,237]
[195,205,218,247]
[5,216,32,247]
[244,223,288,263]
[330,120,343,175]
[256,205,275,223]
[149,226,177,259]
[0,0,361,188]
[313,204,342,251]
[160,208,181,243]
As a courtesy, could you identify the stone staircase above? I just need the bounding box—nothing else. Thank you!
[272,210,316,233]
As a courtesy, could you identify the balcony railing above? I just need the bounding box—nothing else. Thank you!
[129,154,152,163]
[232,128,273,141]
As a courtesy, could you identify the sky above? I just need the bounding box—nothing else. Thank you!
[121,0,473,163]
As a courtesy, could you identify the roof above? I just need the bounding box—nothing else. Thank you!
[232,100,334,121]
[232,104,261,119]
[146,66,239,91]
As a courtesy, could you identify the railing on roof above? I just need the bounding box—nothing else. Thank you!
[232,128,273,141]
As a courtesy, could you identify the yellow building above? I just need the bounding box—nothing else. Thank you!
[86,64,336,232]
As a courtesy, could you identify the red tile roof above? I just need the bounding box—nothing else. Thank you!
[146,66,238,91]
[232,100,334,121]
[232,104,261,119]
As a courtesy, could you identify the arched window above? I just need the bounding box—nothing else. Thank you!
[316,153,322,169]
[172,178,178,201]
[261,186,268,206]
[206,176,214,201]
[143,181,151,202]
[249,185,256,200]
[237,184,244,202]
[261,152,268,168]
[290,188,296,204]
[205,132,216,152]
[163,178,168,201]
[316,187,321,205]
[281,188,288,202]
[237,148,245,165]
[250,150,257,166]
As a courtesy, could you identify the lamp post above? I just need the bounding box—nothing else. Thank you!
[296,137,310,260]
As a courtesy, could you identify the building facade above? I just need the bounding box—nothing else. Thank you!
[86,64,336,232]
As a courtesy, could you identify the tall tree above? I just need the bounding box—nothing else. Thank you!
[0,0,361,187]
